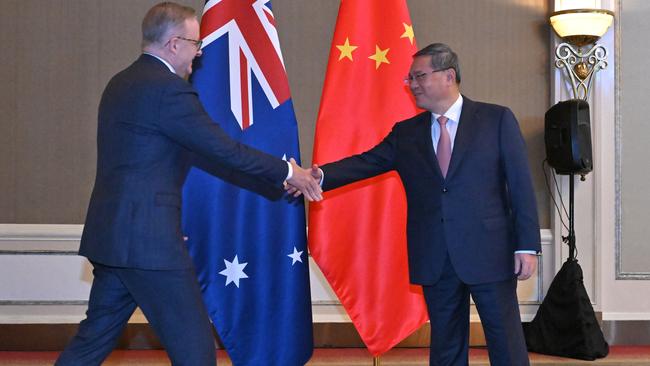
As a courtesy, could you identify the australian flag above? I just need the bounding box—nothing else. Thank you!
[182,1,313,365]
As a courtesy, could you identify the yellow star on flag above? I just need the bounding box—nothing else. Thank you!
[368,45,390,69]
[336,37,358,61]
[401,23,414,44]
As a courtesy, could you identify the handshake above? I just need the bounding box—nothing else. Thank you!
[285,158,324,202]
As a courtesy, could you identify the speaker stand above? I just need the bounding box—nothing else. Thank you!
[567,173,577,261]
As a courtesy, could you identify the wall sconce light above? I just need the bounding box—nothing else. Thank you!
[550,8,614,99]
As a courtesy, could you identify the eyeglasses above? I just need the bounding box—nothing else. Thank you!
[404,68,450,85]
[166,36,203,49]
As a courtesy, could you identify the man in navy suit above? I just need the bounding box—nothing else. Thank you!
[302,43,541,365]
[56,3,321,365]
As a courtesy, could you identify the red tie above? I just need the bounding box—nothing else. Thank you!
[437,116,451,177]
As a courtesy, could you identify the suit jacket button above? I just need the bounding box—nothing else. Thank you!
[440,218,445,222]
[442,188,448,193]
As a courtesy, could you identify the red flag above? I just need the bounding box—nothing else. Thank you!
[309,0,428,356]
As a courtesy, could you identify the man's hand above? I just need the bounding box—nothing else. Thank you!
[286,158,322,201]
[310,164,322,181]
[286,163,322,198]
[514,253,537,281]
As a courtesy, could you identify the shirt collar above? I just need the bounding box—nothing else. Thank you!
[143,52,176,74]
[431,94,463,123]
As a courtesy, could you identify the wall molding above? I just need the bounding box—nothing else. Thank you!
[614,0,650,280]
[0,224,83,242]
[604,312,650,321]
[1,224,554,324]
[2,319,646,351]
[0,322,485,351]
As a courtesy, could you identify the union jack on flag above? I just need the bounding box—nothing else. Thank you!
[200,0,291,130]
[182,1,313,365]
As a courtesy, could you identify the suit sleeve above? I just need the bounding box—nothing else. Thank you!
[156,79,288,185]
[499,108,542,252]
[321,126,398,191]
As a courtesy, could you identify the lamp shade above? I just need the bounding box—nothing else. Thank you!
[550,9,614,47]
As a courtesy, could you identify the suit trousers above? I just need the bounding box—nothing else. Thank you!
[422,255,529,366]
[55,262,216,366]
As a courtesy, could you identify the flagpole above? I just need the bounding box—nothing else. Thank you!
[373,356,381,366]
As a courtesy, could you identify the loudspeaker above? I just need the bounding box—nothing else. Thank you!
[544,99,593,175]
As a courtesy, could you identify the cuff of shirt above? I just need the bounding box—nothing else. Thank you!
[515,250,538,255]
[318,168,324,186]
[285,161,293,181]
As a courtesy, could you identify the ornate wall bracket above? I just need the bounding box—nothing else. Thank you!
[555,42,608,100]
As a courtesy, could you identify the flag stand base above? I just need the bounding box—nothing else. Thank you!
[373,356,381,366]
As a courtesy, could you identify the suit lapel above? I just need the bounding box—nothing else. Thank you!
[446,96,478,180]
[415,112,445,178]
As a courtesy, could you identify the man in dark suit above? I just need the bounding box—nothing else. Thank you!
[55,3,321,365]
[304,43,540,365]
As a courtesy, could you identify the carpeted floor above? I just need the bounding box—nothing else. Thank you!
[0,347,648,365]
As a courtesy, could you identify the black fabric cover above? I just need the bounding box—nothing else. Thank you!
[524,259,609,360]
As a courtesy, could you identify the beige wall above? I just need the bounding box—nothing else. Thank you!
[0,0,550,226]
[618,0,650,275]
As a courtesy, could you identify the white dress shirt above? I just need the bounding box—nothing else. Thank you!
[431,94,463,153]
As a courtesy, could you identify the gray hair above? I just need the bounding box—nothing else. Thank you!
[142,2,197,48]
[413,43,461,84]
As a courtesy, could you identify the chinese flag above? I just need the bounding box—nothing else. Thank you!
[309,0,428,356]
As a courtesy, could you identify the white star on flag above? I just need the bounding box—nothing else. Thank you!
[287,246,304,265]
[219,255,249,287]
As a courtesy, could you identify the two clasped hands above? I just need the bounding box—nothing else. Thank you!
[285,158,323,201]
